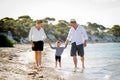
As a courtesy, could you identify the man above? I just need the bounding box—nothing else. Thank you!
[65,19,88,72]
[29,20,48,68]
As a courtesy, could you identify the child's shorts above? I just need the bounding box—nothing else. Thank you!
[55,56,61,62]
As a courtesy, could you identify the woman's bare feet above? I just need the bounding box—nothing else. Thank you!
[73,67,77,72]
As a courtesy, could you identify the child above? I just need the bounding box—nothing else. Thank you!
[48,41,67,68]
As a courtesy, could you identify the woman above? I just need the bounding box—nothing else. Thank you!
[29,20,47,68]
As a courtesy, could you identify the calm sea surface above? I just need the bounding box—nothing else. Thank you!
[49,43,120,80]
[19,43,120,80]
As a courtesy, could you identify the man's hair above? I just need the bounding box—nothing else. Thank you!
[36,20,43,24]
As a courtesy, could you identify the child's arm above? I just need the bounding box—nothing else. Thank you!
[48,41,57,49]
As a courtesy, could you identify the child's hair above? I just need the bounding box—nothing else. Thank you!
[56,41,60,44]
[56,41,61,46]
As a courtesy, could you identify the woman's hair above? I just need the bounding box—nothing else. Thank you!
[36,20,43,24]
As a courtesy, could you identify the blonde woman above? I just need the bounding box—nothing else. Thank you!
[29,20,47,68]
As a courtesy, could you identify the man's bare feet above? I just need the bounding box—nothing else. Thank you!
[81,67,85,73]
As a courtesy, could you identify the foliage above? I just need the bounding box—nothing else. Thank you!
[108,25,120,37]
[0,15,120,43]
[0,34,14,47]
[43,19,69,41]
[86,22,106,36]
[54,20,69,41]
[0,15,34,42]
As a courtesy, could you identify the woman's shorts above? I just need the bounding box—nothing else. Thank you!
[32,41,44,51]
[70,42,84,57]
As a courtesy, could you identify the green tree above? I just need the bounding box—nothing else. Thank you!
[42,17,55,24]
[108,25,120,37]
[86,22,106,35]
[54,20,69,41]
[0,17,15,31]
[14,15,34,40]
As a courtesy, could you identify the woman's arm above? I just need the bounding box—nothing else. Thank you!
[48,41,52,47]
[28,27,34,47]
[31,41,34,48]
[28,27,33,41]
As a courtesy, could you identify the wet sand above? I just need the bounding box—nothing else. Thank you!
[0,44,62,80]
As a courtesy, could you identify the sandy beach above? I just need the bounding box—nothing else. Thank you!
[0,44,62,80]
[1,43,120,80]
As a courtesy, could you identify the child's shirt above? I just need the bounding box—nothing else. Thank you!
[50,46,66,56]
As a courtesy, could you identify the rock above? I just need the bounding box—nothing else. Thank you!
[28,71,38,75]
[39,75,44,78]
[88,33,120,42]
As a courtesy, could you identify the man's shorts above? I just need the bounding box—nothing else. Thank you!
[55,56,61,62]
[70,42,84,57]
[32,41,44,51]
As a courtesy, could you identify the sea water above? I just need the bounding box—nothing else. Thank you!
[51,43,120,80]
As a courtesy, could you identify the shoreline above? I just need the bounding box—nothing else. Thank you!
[87,41,120,44]
[0,43,120,80]
[0,44,62,80]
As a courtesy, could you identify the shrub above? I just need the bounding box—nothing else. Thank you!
[0,34,14,47]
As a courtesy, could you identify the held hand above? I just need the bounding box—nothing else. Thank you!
[65,40,69,47]
[45,38,51,47]
[65,43,68,47]
[48,40,52,47]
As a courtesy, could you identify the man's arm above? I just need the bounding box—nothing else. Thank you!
[65,28,72,47]
[65,40,69,47]
[84,40,87,47]
[64,40,68,48]
[82,27,88,47]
